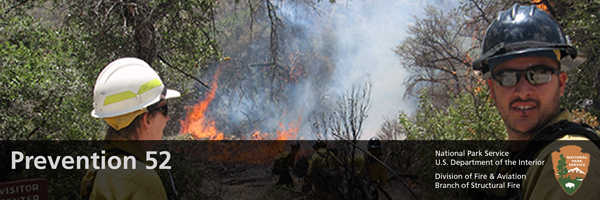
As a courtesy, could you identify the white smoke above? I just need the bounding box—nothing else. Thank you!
[279,0,458,139]
[201,0,460,140]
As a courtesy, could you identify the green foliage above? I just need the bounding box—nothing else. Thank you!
[0,7,104,140]
[557,0,600,121]
[1,0,225,139]
[395,85,507,198]
[59,0,223,136]
[399,84,506,140]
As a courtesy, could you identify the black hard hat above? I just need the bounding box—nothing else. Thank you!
[472,4,581,74]
[368,137,381,149]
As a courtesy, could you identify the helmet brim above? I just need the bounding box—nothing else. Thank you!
[164,89,181,100]
[560,53,587,71]
[479,46,580,73]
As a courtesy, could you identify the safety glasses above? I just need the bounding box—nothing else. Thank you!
[148,103,169,117]
[491,65,560,87]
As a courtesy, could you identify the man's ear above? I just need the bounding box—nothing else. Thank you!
[558,72,567,97]
[487,78,496,101]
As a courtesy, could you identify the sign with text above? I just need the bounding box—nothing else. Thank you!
[0,179,47,200]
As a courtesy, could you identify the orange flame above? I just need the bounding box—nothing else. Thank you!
[180,69,302,141]
[244,115,301,140]
[177,63,307,167]
[180,70,225,140]
[532,0,550,13]
[286,52,307,83]
[276,115,301,140]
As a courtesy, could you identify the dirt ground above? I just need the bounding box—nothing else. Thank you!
[199,164,416,200]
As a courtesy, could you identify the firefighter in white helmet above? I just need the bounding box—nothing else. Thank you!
[81,57,180,200]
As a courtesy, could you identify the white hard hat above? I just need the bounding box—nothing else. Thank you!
[91,57,180,118]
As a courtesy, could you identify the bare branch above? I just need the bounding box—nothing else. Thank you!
[158,55,210,89]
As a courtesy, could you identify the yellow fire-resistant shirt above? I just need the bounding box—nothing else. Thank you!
[490,110,600,200]
[367,159,388,186]
[273,150,295,172]
[306,148,339,182]
[350,154,388,186]
[80,141,168,200]
[522,110,600,200]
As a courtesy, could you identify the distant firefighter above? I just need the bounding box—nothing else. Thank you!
[365,137,388,188]
[303,141,342,199]
[272,142,300,188]
[350,137,388,199]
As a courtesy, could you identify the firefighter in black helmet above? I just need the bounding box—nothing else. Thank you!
[347,137,388,200]
[472,4,582,73]
[472,4,600,200]
[366,137,387,199]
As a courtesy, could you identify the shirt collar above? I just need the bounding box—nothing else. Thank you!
[103,140,148,162]
[530,109,573,139]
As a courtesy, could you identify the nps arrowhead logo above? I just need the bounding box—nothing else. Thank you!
[551,145,590,195]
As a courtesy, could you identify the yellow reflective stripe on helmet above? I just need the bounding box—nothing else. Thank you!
[138,79,162,94]
[103,79,162,106]
[553,49,561,60]
[103,91,138,106]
